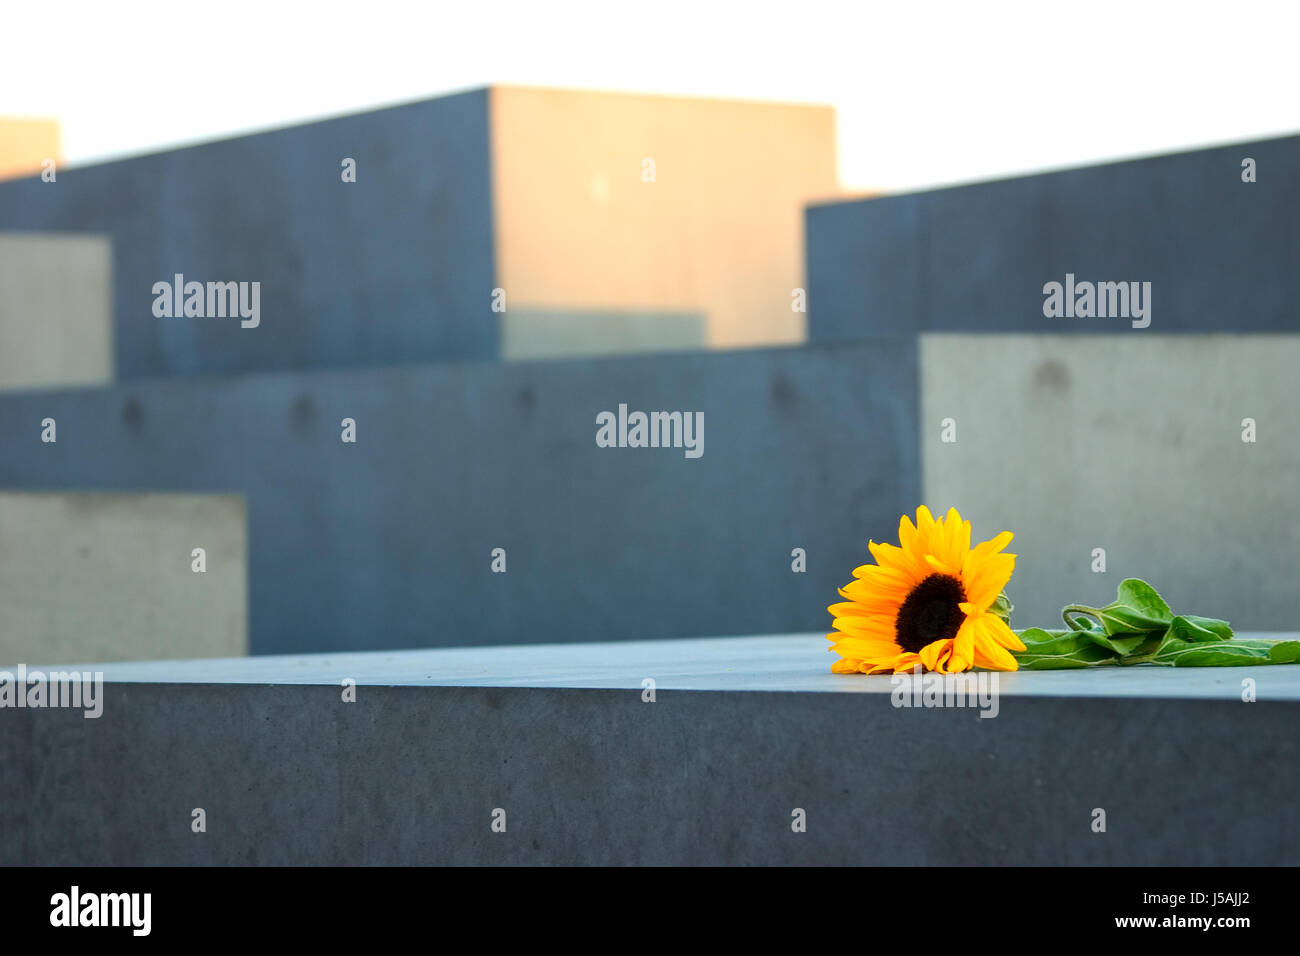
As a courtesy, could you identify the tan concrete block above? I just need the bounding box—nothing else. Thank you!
[501,307,706,360]
[920,333,1300,630]
[0,118,60,181]
[0,492,247,665]
[0,232,113,391]
[490,87,838,351]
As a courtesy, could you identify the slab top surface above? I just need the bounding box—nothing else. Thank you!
[22,633,1300,701]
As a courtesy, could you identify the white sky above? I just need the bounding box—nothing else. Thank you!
[2,0,1297,192]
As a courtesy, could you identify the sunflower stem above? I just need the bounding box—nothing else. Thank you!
[1062,605,1102,630]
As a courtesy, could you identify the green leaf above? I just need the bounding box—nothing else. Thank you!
[1153,638,1300,667]
[1063,578,1175,637]
[1166,615,1225,644]
[1018,627,1096,653]
[1014,628,1123,669]
[1270,642,1300,663]
[1014,646,1120,669]
[1026,577,1298,668]
[989,591,1014,621]
[1115,578,1174,623]
[1078,628,1152,657]
[1180,615,1234,640]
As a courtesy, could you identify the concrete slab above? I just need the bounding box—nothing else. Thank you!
[0,491,247,665]
[0,118,59,181]
[491,86,837,350]
[0,341,918,655]
[0,232,112,390]
[807,133,1300,339]
[2,633,1294,865]
[0,87,839,375]
[0,91,498,377]
[502,308,706,360]
[48,632,1300,700]
[920,333,1300,630]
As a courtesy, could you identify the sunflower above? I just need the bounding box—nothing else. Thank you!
[828,506,1025,674]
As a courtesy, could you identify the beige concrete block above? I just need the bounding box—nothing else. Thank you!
[920,334,1300,630]
[0,118,60,181]
[0,232,113,391]
[0,492,247,666]
[502,308,706,360]
[490,87,838,352]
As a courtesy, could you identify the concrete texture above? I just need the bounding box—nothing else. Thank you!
[491,86,837,351]
[0,232,113,391]
[0,87,838,376]
[0,91,498,378]
[920,333,1300,630]
[52,632,1300,700]
[807,133,1300,339]
[502,308,706,360]
[0,341,919,654]
[1,634,1295,865]
[0,492,247,665]
[0,118,59,181]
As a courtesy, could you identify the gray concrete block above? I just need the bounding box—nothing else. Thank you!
[49,632,1300,699]
[2,635,1294,865]
[0,88,839,377]
[0,491,246,665]
[0,92,498,378]
[0,342,918,654]
[920,333,1300,630]
[808,134,1300,339]
[0,233,112,390]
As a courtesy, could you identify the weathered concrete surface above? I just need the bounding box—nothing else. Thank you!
[53,632,1300,700]
[807,133,1300,339]
[0,87,838,375]
[0,342,918,654]
[0,92,498,377]
[0,232,112,391]
[920,334,1300,630]
[491,86,837,351]
[1,635,1294,865]
[502,308,707,360]
[0,492,247,665]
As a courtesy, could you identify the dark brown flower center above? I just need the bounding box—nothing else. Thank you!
[895,573,966,653]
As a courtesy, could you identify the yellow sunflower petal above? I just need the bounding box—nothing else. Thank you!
[951,617,977,670]
[918,639,954,672]
[982,612,1027,652]
[890,652,924,674]
[972,618,1020,671]
[962,551,1016,611]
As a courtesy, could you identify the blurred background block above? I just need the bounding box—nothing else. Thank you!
[0,232,112,391]
[490,87,836,352]
[0,491,246,665]
[0,342,917,654]
[806,134,1300,339]
[920,333,1300,630]
[0,92,499,378]
[0,118,60,181]
[0,87,837,380]
[501,308,706,360]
